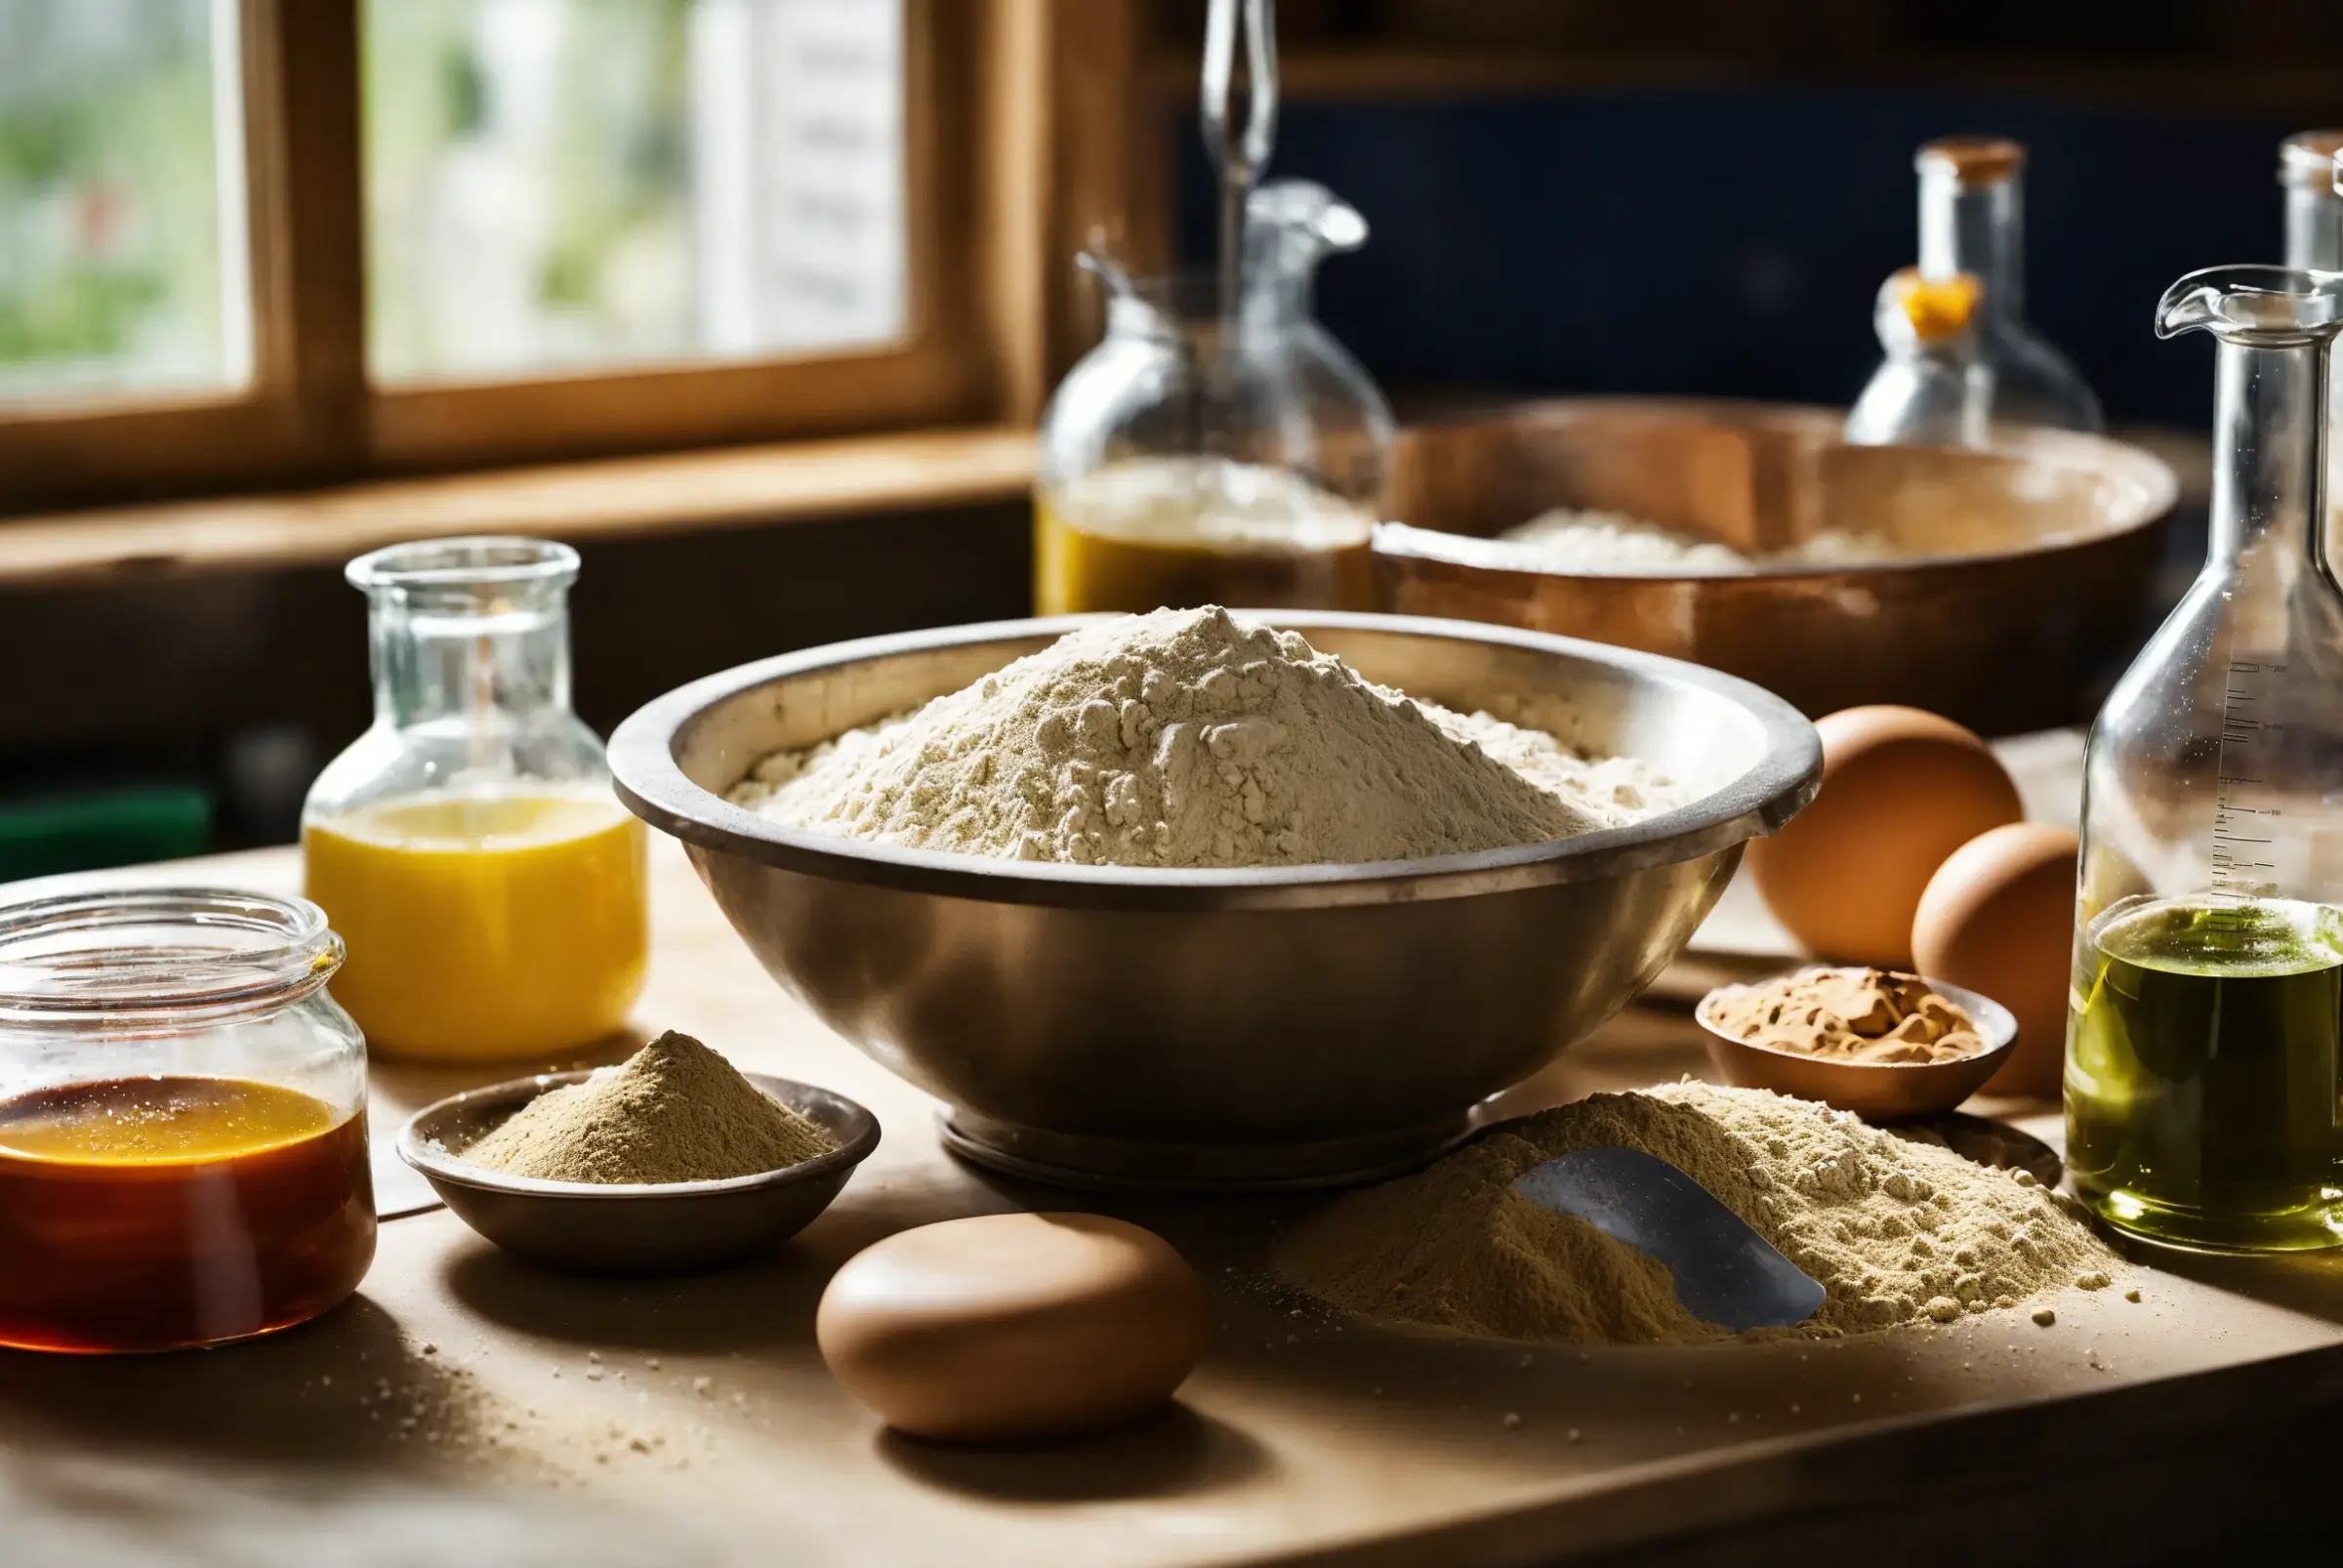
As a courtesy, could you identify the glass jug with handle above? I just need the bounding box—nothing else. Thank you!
[1034,178,1395,615]
[2066,267,2343,1253]
[301,537,648,1062]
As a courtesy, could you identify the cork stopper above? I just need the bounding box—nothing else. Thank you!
[1915,137,2025,186]
[2279,129,2343,187]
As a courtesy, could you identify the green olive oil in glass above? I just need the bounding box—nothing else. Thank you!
[2067,897,2343,1250]
[2068,267,2343,1254]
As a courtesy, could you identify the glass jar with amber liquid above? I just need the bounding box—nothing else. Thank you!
[1036,181,1394,615]
[0,888,375,1352]
[2067,267,2343,1252]
[303,538,648,1061]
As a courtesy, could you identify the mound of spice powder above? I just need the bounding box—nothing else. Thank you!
[462,1030,835,1184]
[1706,968,1986,1065]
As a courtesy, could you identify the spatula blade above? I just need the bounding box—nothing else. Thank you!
[1511,1146,1826,1333]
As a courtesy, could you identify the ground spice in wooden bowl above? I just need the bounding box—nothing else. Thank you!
[461,1030,837,1185]
[1706,968,1986,1065]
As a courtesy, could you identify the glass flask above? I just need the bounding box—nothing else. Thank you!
[0,888,374,1352]
[2066,267,2343,1253]
[1034,179,1395,615]
[302,538,648,1062]
[1846,137,2103,446]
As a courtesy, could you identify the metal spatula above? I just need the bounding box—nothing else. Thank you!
[1511,1147,1827,1332]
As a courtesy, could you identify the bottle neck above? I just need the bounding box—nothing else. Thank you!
[1919,172,2022,325]
[2283,185,2343,271]
[368,591,573,731]
[2206,334,2332,570]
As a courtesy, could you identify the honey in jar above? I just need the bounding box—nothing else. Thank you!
[1034,457,1377,615]
[0,1077,374,1353]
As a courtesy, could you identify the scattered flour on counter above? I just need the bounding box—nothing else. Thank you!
[1275,1081,2121,1345]
[727,606,1682,868]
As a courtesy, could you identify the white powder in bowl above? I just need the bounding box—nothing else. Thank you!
[728,607,1684,868]
[1498,508,1905,576]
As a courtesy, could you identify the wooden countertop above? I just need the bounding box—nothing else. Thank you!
[4,840,2341,1568]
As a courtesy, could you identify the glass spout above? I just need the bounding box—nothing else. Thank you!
[2156,268,2343,586]
[1242,180,1367,317]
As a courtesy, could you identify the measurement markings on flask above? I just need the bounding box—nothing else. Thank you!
[2212,660,2283,895]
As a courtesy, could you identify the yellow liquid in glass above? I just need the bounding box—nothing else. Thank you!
[1034,458,1378,615]
[303,790,648,1060]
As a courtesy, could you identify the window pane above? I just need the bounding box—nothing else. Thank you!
[364,0,906,384]
[0,0,248,405]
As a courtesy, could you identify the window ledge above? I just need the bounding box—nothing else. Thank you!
[0,426,1037,589]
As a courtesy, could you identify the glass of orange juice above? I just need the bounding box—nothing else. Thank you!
[302,538,648,1061]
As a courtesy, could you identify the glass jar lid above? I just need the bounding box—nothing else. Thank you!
[0,888,343,1024]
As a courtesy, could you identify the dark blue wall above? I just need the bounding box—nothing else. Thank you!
[1178,88,2300,427]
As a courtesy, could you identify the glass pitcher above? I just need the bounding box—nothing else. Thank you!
[1846,137,2102,446]
[1034,178,1395,615]
[302,538,648,1062]
[2065,267,2343,1253]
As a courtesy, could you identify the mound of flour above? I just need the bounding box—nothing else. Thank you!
[1276,1081,2122,1344]
[729,607,1678,868]
[1501,509,1907,577]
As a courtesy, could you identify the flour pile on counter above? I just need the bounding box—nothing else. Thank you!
[729,606,1679,867]
[1275,1082,2117,1344]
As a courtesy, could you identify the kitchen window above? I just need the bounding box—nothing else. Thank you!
[0,0,1051,515]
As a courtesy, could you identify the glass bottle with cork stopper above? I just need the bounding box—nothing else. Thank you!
[1847,137,2102,446]
[2066,267,2343,1253]
[302,537,648,1061]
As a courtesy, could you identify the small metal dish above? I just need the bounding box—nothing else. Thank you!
[1694,973,2018,1122]
[396,1071,881,1275]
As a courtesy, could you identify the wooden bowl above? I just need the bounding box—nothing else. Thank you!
[398,1071,880,1275]
[1377,397,2179,736]
[1694,974,2019,1122]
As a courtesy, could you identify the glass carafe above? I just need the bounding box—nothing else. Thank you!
[2066,268,2343,1253]
[1034,178,1395,615]
[1846,137,2102,446]
[302,538,648,1062]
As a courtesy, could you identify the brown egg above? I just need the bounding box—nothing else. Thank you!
[1746,706,2023,969]
[815,1212,1208,1443]
[1911,822,2079,1099]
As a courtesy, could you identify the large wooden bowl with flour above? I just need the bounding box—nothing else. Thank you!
[608,612,1820,1192]
[1377,398,2180,735]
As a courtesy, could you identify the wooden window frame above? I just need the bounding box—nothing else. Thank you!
[0,0,1099,517]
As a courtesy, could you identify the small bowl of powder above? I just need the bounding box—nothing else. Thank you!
[397,1030,880,1275]
[1694,967,2018,1121]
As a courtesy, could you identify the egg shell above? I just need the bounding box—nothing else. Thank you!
[1746,706,2023,969]
[1911,822,2079,1099]
[815,1212,1208,1443]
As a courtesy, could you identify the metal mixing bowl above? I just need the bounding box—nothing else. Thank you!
[608,612,1820,1192]
[1377,397,2180,735]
